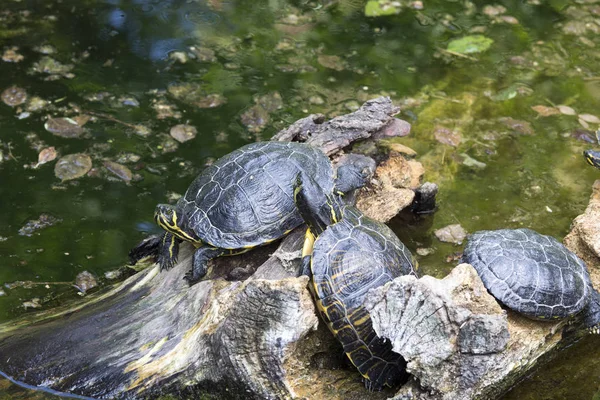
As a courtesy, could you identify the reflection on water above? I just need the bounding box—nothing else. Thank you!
[98,0,223,60]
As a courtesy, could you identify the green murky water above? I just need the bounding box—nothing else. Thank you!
[1,0,600,398]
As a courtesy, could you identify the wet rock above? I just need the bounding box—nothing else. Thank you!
[74,271,97,294]
[411,182,438,214]
[434,224,467,244]
[44,117,84,138]
[18,214,62,237]
[0,288,5,296]
[54,153,92,181]
[103,161,132,183]
[356,154,423,222]
[169,124,197,143]
[365,264,509,398]
[372,118,411,139]
[1,86,27,106]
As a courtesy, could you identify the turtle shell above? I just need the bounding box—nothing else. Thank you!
[310,206,416,390]
[463,228,592,320]
[177,142,334,249]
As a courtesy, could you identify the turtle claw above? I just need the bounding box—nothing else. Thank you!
[183,270,199,285]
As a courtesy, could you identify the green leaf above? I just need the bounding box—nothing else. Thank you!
[365,1,401,17]
[447,35,494,54]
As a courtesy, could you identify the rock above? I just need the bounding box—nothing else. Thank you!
[74,271,98,294]
[365,264,509,399]
[355,154,424,222]
[411,182,438,214]
[372,118,411,139]
[434,224,467,244]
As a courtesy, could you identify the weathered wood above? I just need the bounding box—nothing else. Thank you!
[0,98,417,400]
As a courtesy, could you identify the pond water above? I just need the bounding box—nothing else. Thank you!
[0,0,599,398]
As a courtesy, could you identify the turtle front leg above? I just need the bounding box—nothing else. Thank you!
[158,232,181,271]
[185,246,226,284]
[128,234,163,265]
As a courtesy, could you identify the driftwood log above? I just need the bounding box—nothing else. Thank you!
[0,98,425,400]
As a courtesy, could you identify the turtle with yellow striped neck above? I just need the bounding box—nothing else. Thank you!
[129,141,375,284]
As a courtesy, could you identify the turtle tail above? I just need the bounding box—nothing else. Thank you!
[584,288,600,334]
[129,234,163,265]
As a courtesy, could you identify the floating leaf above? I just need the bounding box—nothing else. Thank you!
[434,126,461,147]
[34,146,57,168]
[54,153,92,181]
[499,117,534,135]
[364,1,401,16]
[531,105,560,117]
[1,86,27,106]
[447,35,494,54]
[579,114,600,124]
[170,124,198,143]
[579,118,590,129]
[45,117,84,138]
[557,105,576,115]
[103,161,132,183]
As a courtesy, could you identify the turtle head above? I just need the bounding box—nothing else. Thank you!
[585,289,600,334]
[584,150,600,170]
[154,204,180,234]
[293,173,343,237]
[334,154,376,195]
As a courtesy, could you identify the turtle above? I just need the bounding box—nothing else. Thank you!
[129,141,376,283]
[293,172,418,391]
[583,129,600,169]
[462,228,600,333]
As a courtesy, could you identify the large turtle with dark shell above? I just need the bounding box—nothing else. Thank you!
[583,129,600,170]
[463,228,600,333]
[293,173,417,391]
[129,141,375,283]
